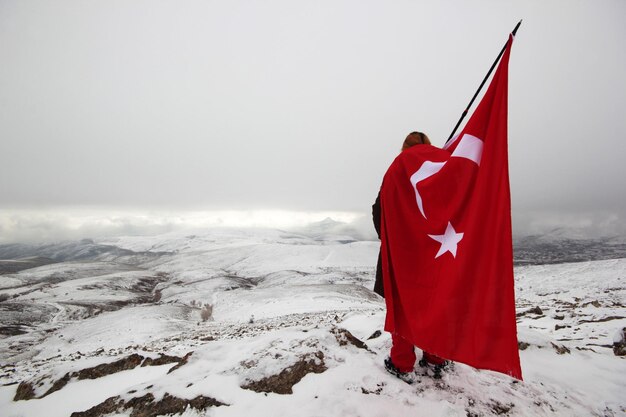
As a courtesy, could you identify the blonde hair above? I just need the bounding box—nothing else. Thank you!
[402,131,431,151]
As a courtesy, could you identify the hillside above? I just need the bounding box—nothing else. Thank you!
[0,228,624,416]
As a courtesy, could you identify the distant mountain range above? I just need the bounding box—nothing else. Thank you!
[513,235,626,265]
[1,229,625,273]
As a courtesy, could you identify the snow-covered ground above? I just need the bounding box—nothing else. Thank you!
[0,225,624,417]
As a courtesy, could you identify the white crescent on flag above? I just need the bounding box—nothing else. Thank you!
[409,134,484,219]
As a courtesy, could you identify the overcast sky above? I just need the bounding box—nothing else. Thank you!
[1,0,625,239]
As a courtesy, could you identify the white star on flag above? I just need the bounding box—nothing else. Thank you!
[428,222,464,259]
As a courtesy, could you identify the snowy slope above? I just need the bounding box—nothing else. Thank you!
[0,228,624,417]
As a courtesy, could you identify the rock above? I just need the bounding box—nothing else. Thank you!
[331,328,368,350]
[582,300,601,308]
[167,352,193,374]
[361,383,384,395]
[34,353,160,399]
[70,393,227,417]
[528,306,543,315]
[518,341,530,351]
[613,328,626,356]
[575,347,597,353]
[490,401,514,415]
[42,372,72,397]
[200,303,213,321]
[13,382,36,401]
[241,351,327,395]
[41,354,145,398]
[551,342,571,355]
[70,395,123,417]
[141,354,183,367]
[578,316,625,324]
[367,330,382,340]
[76,354,144,380]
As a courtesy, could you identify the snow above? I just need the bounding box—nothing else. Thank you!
[0,227,624,416]
[2,364,173,417]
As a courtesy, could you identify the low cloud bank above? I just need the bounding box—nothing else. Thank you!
[512,210,626,239]
[0,208,623,245]
[0,209,371,245]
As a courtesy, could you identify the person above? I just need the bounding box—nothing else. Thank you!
[372,131,449,383]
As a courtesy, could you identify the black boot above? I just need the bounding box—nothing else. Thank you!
[432,361,449,379]
[418,355,450,379]
[384,357,415,385]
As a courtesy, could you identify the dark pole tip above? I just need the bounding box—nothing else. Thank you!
[512,20,523,36]
[445,20,521,144]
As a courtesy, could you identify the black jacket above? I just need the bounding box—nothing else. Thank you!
[372,192,384,297]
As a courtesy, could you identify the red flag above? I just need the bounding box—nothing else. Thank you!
[380,35,521,379]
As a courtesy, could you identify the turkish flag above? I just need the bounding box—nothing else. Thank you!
[380,35,522,379]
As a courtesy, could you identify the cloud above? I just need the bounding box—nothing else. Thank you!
[0,208,368,244]
[1,1,624,216]
[512,210,626,239]
[1,207,623,246]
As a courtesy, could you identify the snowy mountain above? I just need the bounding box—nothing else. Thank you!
[0,227,624,416]
[513,235,626,265]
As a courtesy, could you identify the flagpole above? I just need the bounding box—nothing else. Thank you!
[445,20,522,145]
